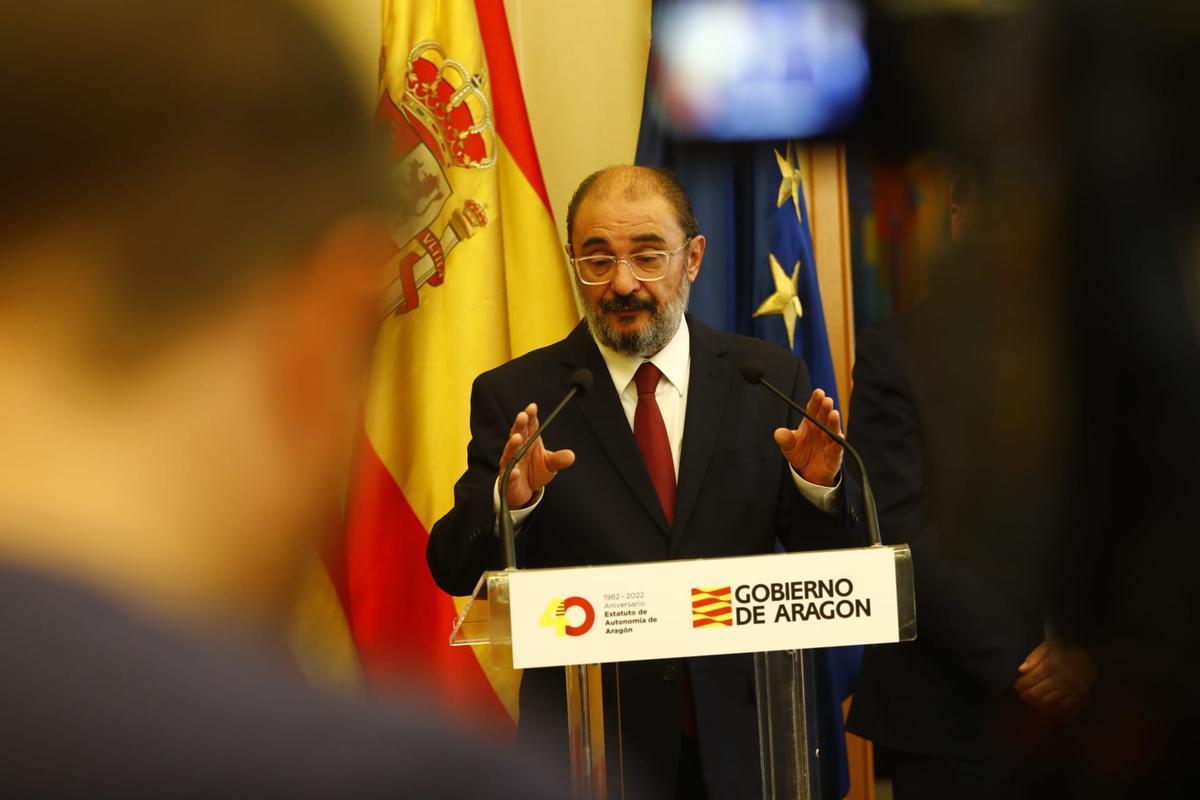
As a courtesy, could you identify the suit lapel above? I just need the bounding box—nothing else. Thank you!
[560,323,673,536]
[671,318,732,552]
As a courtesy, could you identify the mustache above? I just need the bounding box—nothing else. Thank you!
[599,295,658,314]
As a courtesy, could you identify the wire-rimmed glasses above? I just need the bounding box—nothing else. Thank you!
[569,238,692,285]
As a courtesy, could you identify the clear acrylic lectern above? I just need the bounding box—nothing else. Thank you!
[449,544,917,800]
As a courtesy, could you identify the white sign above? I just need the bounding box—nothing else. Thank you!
[506,547,901,669]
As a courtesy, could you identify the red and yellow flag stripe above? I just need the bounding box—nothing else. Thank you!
[339,0,578,728]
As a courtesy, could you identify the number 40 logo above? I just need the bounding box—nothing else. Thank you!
[538,596,596,637]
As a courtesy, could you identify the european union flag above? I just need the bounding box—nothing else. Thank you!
[638,129,860,800]
[634,139,842,406]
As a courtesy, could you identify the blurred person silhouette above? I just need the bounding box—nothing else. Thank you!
[856,0,1200,795]
[845,166,1092,800]
[0,1,555,796]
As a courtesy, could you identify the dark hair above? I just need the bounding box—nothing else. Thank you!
[0,0,387,334]
[565,165,700,247]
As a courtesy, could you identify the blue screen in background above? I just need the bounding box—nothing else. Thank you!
[651,0,869,141]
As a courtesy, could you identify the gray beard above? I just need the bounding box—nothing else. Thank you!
[579,274,691,357]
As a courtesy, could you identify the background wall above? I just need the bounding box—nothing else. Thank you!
[504,0,651,235]
[301,0,651,243]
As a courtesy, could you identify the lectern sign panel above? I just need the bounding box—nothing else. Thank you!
[506,547,901,669]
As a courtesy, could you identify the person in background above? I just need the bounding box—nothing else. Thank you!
[844,167,1092,799]
[0,1,554,795]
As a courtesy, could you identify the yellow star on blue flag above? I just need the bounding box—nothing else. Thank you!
[774,141,805,224]
[752,253,803,349]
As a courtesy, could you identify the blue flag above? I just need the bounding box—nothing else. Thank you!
[634,140,842,404]
[638,114,861,800]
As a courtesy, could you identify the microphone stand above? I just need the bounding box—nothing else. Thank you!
[496,370,591,569]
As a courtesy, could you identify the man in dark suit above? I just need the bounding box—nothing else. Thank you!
[0,1,556,796]
[427,166,865,799]
[844,172,1091,798]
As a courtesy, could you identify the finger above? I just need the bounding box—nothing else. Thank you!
[1017,684,1054,707]
[805,389,825,420]
[825,408,842,438]
[505,466,532,507]
[545,448,576,473]
[1035,688,1068,708]
[1014,664,1051,692]
[500,431,524,468]
[818,393,834,423]
[1028,687,1067,710]
[510,404,540,467]
[507,413,529,461]
[1019,689,1065,713]
[513,402,535,434]
[527,449,574,491]
[513,423,524,455]
[774,427,798,453]
[1019,641,1051,673]
[1014,659,1055,690]
[1017,672,1057,695]
[525,403,539,436]
[546,448,576,470]
[1023,677,1066,703]
[526,413,543,458]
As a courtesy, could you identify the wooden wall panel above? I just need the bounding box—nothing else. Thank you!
[801,143,858,418]
[805,141,875,800]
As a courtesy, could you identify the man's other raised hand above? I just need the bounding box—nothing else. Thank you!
[773,388,844,487]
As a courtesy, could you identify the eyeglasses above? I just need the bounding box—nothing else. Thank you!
[568,238,693,285]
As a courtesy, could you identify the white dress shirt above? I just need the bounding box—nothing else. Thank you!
[499,317,841,521]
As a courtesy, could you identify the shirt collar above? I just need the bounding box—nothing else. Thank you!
[595,316,691,396]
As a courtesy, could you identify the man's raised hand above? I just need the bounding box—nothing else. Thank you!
[500,403,576,509]
[773,388,843,487]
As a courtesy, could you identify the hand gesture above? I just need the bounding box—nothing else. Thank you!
[774,388,843,487]
[500,403,576,509]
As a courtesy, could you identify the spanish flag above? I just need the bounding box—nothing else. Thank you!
[340,0,578,728]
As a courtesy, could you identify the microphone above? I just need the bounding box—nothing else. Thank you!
[739,363,882,547]
[496,367,593,569]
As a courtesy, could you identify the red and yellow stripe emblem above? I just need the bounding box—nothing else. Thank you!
[692,586,733,628]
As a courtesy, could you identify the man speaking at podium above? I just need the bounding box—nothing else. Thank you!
[428,166,864,799]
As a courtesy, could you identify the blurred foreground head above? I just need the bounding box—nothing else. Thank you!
[0,0,389,628]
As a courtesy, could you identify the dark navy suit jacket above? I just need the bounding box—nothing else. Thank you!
[845,312,1044,758]
[428,316,864,799]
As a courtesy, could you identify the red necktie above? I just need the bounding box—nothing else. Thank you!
[635,363,696,737]
[634,362,675,526]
